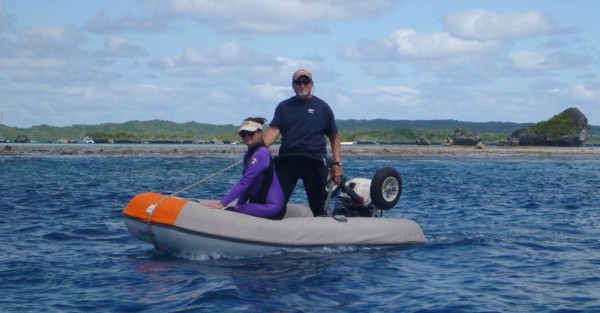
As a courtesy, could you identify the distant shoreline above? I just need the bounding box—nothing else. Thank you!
[2,143,599,156]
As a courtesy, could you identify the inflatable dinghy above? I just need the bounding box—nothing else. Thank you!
[122,167,426,258]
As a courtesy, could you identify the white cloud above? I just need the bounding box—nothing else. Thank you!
[361,63,398,79]
[85,9,170,33]
[0,1,598,128]
[338,28,499,67]
[334,85,421,119]
[0,50,118,85]
[21,25,66,41]
[549,83,600,102]
[385,29,498,59]
[167,0,394,34]
[151,43,257,78]
[19,25,82,47]
[508,51,548,71]
[0,55,65,71]
[0,3,16,33]
[338,8,582,81]
[352,85,420,104]
[150,43,317,86]
[340,8,558,65]
[443,9,557,40]
[273,56,319,73]
[93,35,145,57]
[338,8,564,79]
[571,84,599,101]
[508,50,593,73]
[250,82,289,103]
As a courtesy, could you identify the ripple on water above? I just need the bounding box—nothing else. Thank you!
[1,154,600,312]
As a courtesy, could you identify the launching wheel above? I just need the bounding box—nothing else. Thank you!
[370,167,402,210]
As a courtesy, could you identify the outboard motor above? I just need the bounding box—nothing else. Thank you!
[332,167,402,217]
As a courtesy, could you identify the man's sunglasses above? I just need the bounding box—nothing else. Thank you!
[293,79,312,85]
[239,130,257,137]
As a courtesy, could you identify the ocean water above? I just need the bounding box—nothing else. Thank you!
[1,149,599,312]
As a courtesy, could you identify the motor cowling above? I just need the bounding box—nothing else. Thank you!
[332,167,402,218]
[333,178,379,217]
[339,178,372,208]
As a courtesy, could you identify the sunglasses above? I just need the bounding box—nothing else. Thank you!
[238,130,257,137]
[293,79,312,85]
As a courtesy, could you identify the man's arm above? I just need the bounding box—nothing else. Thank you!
[264,126,280,147]
[329,132,343,185]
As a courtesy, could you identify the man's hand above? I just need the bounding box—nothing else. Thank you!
[331,164,343,185]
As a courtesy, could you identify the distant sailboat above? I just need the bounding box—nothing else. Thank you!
[79,119,94,144]
[0,111,9,143]
[30,127,37,143]
[80,137,94,144]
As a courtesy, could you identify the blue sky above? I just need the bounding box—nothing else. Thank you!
[1,0,599,128]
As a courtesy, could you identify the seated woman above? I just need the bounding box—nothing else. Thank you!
[202,117,285,219]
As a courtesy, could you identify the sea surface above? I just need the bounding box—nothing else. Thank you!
[1,148,599,312]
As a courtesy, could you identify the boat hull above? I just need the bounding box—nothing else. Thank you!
[123,192,426,258]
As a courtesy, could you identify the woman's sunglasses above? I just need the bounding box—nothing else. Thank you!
[238,130,257,137]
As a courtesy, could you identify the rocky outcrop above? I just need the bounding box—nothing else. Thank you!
[510,108,589,146]
[497,137,519,146]
[442,137,454,146]
[415,136,431,145]
[452,129,482,146]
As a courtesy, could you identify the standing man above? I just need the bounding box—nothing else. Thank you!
[264,69,343,217]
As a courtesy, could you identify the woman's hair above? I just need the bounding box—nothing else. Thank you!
[243,117,267,130]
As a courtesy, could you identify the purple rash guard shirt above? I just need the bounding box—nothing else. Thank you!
[220,146,284,218]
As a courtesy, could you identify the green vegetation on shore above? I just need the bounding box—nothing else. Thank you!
[529,112,582,137]
[1,119,599,144]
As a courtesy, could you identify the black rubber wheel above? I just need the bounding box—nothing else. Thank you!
[370,167,402,210]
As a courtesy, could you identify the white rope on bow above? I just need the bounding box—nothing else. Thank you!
[145,159,243,250]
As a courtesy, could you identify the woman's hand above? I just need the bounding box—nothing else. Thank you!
[200,201,225,209]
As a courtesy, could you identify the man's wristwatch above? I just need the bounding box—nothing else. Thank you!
[332,161,343,167]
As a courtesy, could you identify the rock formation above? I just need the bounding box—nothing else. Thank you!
[442,137,454,146]
[452,129,482,146]
[415,136,431,145]
[497,137,519,146]
[510,108,589,146]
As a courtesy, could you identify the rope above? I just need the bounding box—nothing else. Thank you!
[145,159,243,250]
[323,177,336,216]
